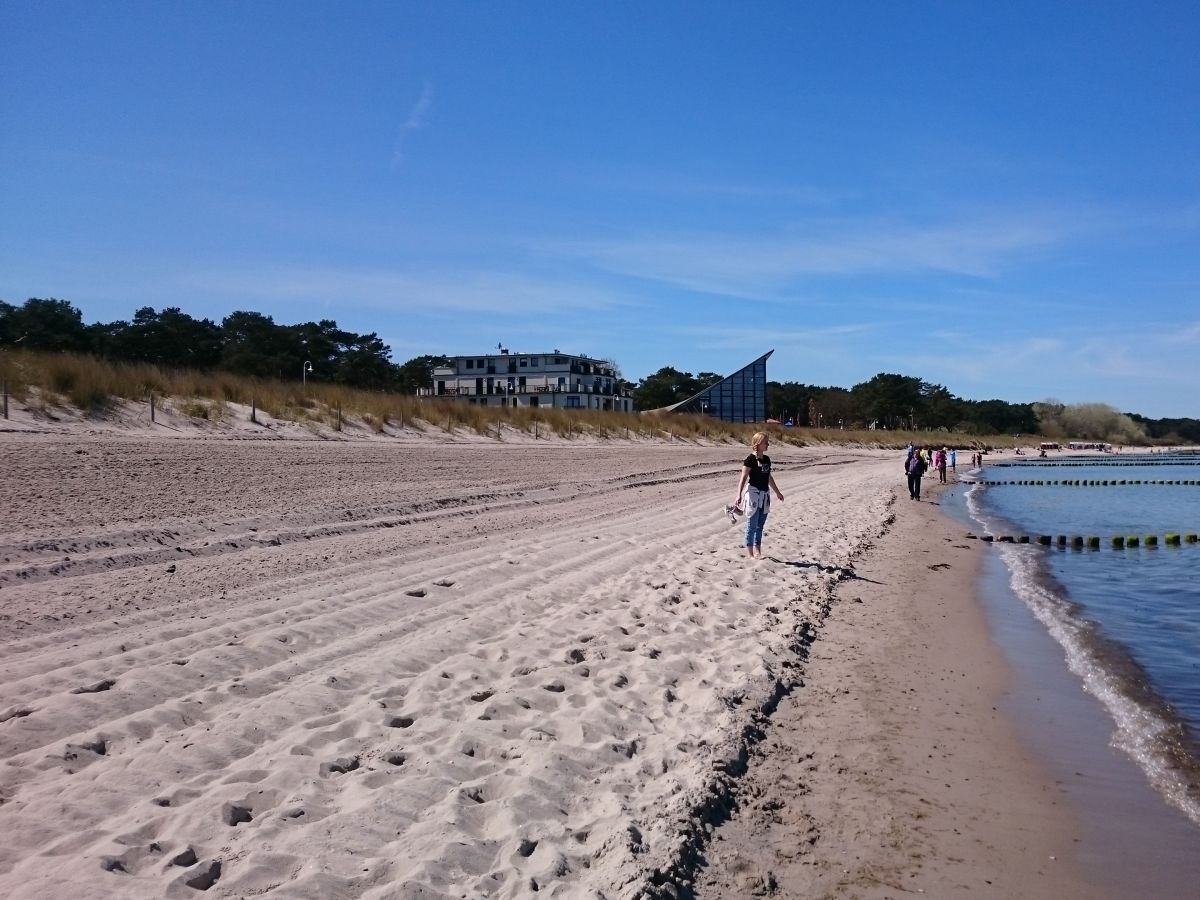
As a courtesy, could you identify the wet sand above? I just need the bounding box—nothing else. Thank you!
[692,480,1112,900]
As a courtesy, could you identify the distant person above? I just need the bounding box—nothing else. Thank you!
[936,447,948,483]
[733,431,785,559]
[950,448,956,471]
[906,446,927,500]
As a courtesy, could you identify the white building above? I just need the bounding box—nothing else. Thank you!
[422,350,633,412]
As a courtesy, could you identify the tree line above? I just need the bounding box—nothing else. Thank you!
[631,367,1199,443]
[0,297,445,394]
[3,297,1196,442]
[632,367,1040,436]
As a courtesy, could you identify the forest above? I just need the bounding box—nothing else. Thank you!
[3,297,1196,443]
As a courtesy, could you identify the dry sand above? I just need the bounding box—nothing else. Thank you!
[0,429,1107,898]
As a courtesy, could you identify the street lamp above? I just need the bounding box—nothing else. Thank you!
[303,360,313,386]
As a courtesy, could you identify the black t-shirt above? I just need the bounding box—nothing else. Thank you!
[743,453,771,491]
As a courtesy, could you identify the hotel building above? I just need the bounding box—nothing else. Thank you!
[422,350,633,412]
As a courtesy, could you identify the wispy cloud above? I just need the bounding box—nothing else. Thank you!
[1164,321,1200,344]
[177,265,628,316]
[537,216,1067,299]
[675,322,879,353]
[393,81,434,165]
[898,325,1200,410]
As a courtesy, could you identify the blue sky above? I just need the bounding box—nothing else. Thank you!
[2,1,1197,418]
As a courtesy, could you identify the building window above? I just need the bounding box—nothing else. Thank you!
[531,357,539,367]
[477,359,485,367]
[566,396,581,408]
[479,397,487,406]
[465,359,474,369]
[519,358,528,367]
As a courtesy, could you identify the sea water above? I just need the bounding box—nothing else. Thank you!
[959,453,1200,827]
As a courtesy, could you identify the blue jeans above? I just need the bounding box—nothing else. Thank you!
[744,488,770,547]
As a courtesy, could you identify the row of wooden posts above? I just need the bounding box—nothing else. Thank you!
[980,479,1200,486]
[969,533,1200,548]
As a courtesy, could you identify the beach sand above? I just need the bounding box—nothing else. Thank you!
[691,479,1108,900]
[0,430,1153,897]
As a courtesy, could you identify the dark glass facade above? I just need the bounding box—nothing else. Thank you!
[671,351,773,423]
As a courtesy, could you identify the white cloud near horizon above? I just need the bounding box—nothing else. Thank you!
[896,327,1198,410]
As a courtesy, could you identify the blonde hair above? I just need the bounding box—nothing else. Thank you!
[750,431,768,450]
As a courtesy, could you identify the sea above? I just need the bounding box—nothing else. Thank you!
[947,451,1200,837]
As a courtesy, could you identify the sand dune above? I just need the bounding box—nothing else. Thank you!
[0,436,897,898]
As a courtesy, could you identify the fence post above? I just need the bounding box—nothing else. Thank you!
[150,391,155,423]
[337,404,342,432]
[251,398,258,424]
[2,381,7,420]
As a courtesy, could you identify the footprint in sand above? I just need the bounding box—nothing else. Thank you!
[70,679,116,694]
[183,860,222,891]
[318,756,360,776]
[222,804,253,826]
[63,737,108,769]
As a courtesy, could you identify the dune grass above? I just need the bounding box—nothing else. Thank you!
[1,348,1028,449]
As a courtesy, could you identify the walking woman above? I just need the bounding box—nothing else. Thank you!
[733,431,785,559]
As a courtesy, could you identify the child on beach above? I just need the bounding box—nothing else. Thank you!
[733,431,785,559]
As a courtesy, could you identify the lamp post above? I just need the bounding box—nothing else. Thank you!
[303,360,313,386]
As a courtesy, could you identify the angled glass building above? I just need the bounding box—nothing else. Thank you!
[661,350,773,423]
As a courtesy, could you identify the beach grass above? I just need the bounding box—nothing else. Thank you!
[1,348,1038,448]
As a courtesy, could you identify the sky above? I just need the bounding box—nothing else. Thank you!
[2,1,1198,418]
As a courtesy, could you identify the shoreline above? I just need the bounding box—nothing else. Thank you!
[947,478,1200,898]
[693,477,1112,899]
